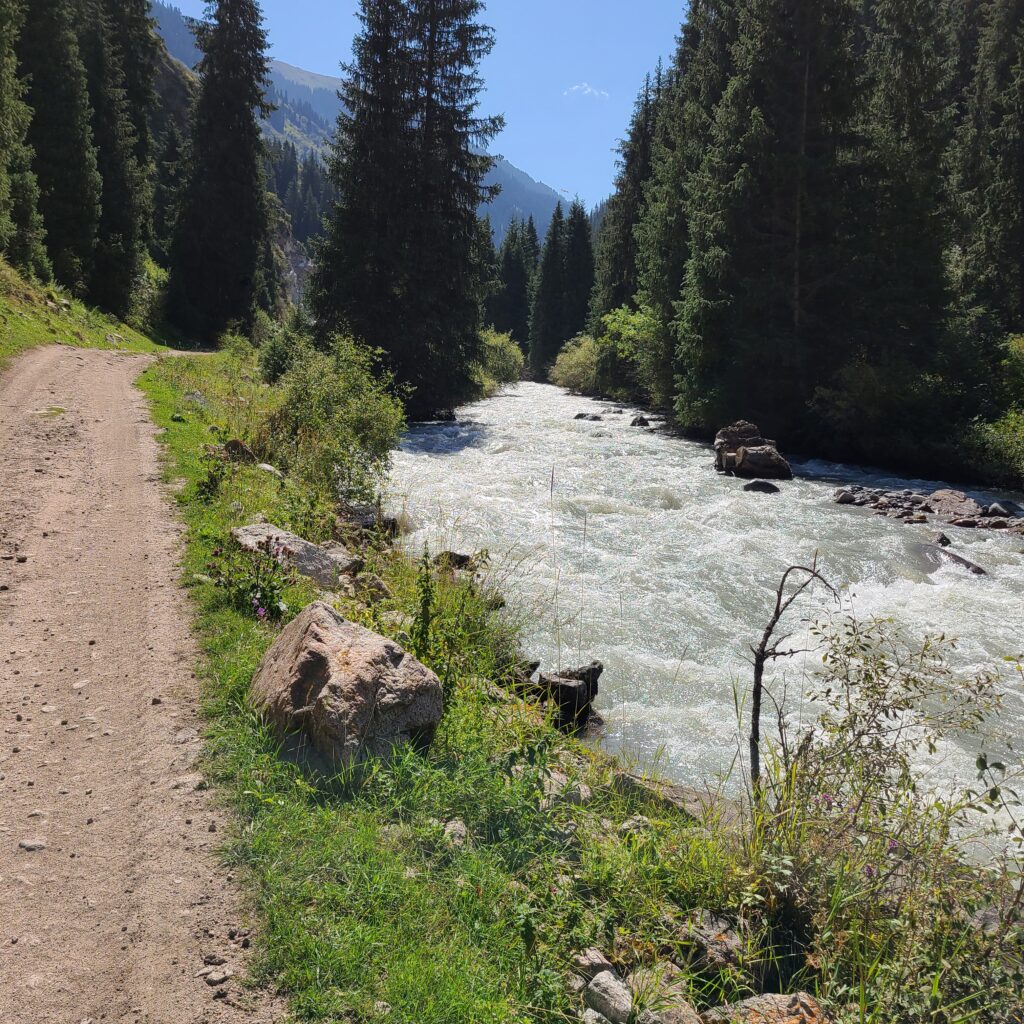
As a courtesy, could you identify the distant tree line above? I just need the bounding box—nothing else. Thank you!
[576,0,1024,475]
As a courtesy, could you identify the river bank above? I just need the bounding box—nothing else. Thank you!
[130,345,1024,1023]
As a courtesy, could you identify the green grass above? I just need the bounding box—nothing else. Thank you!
[0,258,169,369]
[139,347,1024,1024]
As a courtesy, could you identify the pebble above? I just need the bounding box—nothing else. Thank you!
[18,838,46,852]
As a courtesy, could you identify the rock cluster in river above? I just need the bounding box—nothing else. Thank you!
[832,485,1024,534]
[714,421,794,481]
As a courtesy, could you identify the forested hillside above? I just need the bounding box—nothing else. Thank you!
[544,0,1024,483]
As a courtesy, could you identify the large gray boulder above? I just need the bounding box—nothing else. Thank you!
[734,445,793,481]
[585,971,632,1024]
[928,489,983,521]
[250,602,443,767]
[231,523,362,589]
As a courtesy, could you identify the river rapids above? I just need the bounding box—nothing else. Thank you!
[388,382,1024,794]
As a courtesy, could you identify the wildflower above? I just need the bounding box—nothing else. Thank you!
[864,863,878,879]
[256,607,268,621]
[887,838,899,854]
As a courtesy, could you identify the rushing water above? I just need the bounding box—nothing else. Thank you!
[388,382,1024,791]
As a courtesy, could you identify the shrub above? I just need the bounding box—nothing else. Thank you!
[599,305,667,405]
[472,328,524,396]
[549,334,601,394]
[261,335,406,502]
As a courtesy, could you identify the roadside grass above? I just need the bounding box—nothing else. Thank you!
[0,257,168,368]
[140,345,1024,1024]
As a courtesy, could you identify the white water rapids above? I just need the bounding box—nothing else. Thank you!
[388,382,1024,792]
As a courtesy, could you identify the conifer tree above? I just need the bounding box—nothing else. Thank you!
[528,201,566,378]
[590,73,659,326]
[563,198,595,340]
[402,0,504,414]
[857,0,954,359]
[0,0,46,276]
[109,0,159,174]
[153,125,185,265]
[524,214,541,267]
[676,0,861,434]
[16,0,101,293]
[956,0,1024,329]
[80,1,148,317]
[488,219,533,348]
[168,0,277,339]
[309,0,415,347]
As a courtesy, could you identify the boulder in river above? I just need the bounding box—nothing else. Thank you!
[575,412,603,422]
[743,480,781,494]
[631,416,650,427]
[250,601,443,767]
[914,543,987,576]
[734,445,793,481]
[714,421,793,480]
[928,489,983,520]
[535,661,603,732]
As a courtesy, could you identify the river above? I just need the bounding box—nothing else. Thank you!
[388,382,1024,792]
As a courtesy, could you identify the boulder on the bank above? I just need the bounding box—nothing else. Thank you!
[250,602,443,768]
[536,661,603,732]
[743,480,781,494]
[434,550,476,572]
[681,910,743,970]
[734,445,793,481]
[701,993,829,1024]
[586,971,632,1024]
[232,524,362,588]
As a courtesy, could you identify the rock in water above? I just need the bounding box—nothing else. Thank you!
[928,489,983,521]
[250,602,443,768]
[734,445,793,481]
[231,524,362,588]
[631,416,650,427]
[700,993,829,1023]
[743,480,781,494]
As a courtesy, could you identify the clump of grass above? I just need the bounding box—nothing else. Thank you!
[140,342,1024,1024]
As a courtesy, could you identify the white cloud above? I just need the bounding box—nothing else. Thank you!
[563,82,609,100]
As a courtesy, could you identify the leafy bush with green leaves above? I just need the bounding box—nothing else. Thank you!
[260,334,405,503]
[472,328,524,396]
[549,334,602,394]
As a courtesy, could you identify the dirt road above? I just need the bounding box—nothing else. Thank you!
[0,347,279,1024]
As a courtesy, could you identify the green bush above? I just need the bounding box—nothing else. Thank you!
[549,334,601,394]
[261,335,406,502]
[471,328,524,398]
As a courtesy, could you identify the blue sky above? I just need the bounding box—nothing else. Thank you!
[171,1,686,206]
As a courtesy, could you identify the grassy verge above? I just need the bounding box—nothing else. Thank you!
[140,343,1023,1024]
[0,257,168,368]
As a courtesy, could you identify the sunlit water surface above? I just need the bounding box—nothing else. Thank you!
[388,382,1024,794]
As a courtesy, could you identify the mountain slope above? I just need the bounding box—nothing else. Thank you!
[151,1,562,241]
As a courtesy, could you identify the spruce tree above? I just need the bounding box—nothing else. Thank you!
[16,0,101,294]
[524,214,541,267]
[153,125,185,265]
[168,0,277,339]
[957,0,1024,329]
[563,198,595,340]
[635,1,738,416]
[676,0,861,435]
[590,73,659,326]
[309,0,415,348]
[402,0,504,414]
[489,219,533,348]
[857,0,954,359]
[528,201,566,378]
[109,0,158,175]
[80,0,148,317]
[0,0,46,276]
